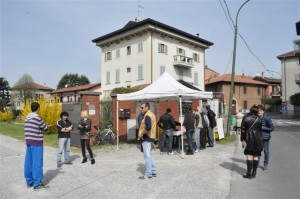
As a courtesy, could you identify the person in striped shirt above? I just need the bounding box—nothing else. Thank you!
[24,102,49,191]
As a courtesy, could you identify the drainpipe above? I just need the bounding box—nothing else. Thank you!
[151,31,153,83]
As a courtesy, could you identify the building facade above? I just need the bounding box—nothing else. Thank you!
[92,18,213,99]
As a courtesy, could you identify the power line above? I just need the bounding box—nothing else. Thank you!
[223,0,235,27]
[219,0,234,32]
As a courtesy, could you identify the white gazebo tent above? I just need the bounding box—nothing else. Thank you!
[116,72,213,158]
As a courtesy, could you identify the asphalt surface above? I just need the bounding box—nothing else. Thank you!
[1,117,299,199]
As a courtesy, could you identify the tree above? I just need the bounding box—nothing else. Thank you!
[12,74,36,102]
[0,77,11,111]
[289,92,300,106]
[57,73,90,89]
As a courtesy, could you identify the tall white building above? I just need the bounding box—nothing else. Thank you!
[92,18,213,99]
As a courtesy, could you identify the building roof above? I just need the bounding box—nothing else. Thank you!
[33,83,54,91]
[277,49,300,60]
[52,83,101,94]
[205,74,269,86]
[253,76,282,84]
[11,82,54,91]
[92,18,213,46]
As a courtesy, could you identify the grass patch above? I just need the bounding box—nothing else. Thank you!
[216,134,237,145]
[0,122,139,152]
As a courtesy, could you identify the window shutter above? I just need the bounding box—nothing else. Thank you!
[165,45,168,55]
[158,43,161,53]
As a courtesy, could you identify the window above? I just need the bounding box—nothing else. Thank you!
[177,47,185,55]
[138,65,143,80]
[193,53,199,63]
[243,100,247,109]
[127,46,131,55]
[116,49,120,58]
[243,86,247,94]
[257,87,261,95]
[105,52,112,61]
[138,43,143,53]
[106,71,110,84]
[127,67,131,73]
[126,67,131,82]
[178,68,184,79]
[160,66,166,75]
[158,43,168,55]
[116,69,120,83]
[194,72,199,85]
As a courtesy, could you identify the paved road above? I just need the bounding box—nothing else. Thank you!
[228,118,300,199]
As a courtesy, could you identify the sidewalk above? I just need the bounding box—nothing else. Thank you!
[0,134,236,199]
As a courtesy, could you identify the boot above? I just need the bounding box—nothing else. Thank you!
[91,158,95,164]
[243,160,253,179]
[252,160,259,178]
[81,157,87,163]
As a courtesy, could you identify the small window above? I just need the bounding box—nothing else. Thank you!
[177,47,185,55]
[257,87,261,95]
[243,100,247,109]
[243,86,247,94]
[178,69,184,79]
[160,66,166,75]
[106,71,110,84]
[127,46,131,55]
[105,52,112,61]
[127,67,131,73]
[138,65,143,80]
[158,43,168,55]
[193,53,199,63]
[116,69,120,83]
[138,43,143,53]
[116,49,120,58]
[194,72,199,85]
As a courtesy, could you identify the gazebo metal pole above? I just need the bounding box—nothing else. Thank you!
[179,96,184,159]
[116,100,119,150]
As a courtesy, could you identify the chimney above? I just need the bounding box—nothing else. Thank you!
[262,71,264,79]
[196,33,199,37]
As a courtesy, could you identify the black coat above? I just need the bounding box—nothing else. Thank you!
[241,114,263,152]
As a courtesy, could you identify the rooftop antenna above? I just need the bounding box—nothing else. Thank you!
[136,0,143,22]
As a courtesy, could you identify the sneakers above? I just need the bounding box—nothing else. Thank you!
[33,183,50,191]
[194,150,199,153]
[167,151,175,155]
[263,165,268,171]
[160,152,164,155]
[57,162,62,168]
[139,175,152,179]
[27,183,33,188]
[91,158,95,164]
[64,161,73,165]
[152,173,157,177]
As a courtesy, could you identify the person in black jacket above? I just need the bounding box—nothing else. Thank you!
[158,108,176,155]
[183,107,195,155]
[258,104,274,171]
[206,105,217,147]
[78,110,95,164]
[56,111,73,167]
[240,105,263,179]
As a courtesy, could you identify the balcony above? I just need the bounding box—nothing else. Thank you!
[173,55,194,68]
[295,74,300,85]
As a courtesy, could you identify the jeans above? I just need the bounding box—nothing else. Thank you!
[24,145,43,187]
[207,127,214,146]
[57,138,71,163]
[142,141,156,177]
[160,129,173,153]
[186,129,194,151]
[194,128,201,150]
[263,139,270,166]
[200,128,207,149]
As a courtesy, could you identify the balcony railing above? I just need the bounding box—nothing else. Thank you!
[173,55,194,68]
[295,74,300,85]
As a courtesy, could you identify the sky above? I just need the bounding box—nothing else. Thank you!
[1,0,299,89]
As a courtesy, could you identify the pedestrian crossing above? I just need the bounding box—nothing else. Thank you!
[273,119,300,126]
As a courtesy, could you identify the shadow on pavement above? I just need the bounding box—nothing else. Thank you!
[136,163,145,175]
[43,168,64,184]
[70,155,81,162]
[219,161,246,175]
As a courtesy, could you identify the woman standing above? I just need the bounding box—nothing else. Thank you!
[78,110,95,164]
[240,105,262,179]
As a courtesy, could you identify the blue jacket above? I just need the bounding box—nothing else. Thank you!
[261,115,274,140]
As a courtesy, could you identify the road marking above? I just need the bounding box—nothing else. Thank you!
[1,154,25,159]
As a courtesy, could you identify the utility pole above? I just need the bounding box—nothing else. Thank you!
[226,0,250,137]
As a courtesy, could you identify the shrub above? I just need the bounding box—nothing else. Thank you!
[21,97,62,134]
[289,92,300,106]
[0,110,14,122]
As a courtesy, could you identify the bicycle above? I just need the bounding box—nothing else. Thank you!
[92,125,117,145]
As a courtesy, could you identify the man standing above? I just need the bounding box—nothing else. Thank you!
[199,107,209,150]
[24,102,49,190]
[56,111,73,167]
[258,104,274,171]
[183,107,195,155]
[206,105,216,147]
[157,108,176,155]
[194,108,202,153]
[138,102,157,179]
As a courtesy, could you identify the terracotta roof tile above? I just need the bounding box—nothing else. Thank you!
[33,83,54,91]
[205,74,268,85]
[52,83,101,93]
[277,49,300,59]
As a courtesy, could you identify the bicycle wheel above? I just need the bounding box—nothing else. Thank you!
[110,132,117,144]
[92,134,100,146]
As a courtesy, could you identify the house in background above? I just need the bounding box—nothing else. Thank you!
[277,49,300,115]
[51,83,101,103]
[205,74,268,114]
[92,18,213,99]
[253,72,282,98]
[205,65,219,81]
[10,83,54,110]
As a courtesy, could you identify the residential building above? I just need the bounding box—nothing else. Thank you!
[205,65,219,81]
[52,83,101,103]
[10,83,54,110]
[205,74,268,114]
[277,49,300,115]
[253,72,282,98]
[92,18,213,99]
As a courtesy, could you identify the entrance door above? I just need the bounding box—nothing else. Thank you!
[232,99,237,115]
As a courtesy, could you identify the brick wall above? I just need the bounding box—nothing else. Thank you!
[81,94,100,133]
